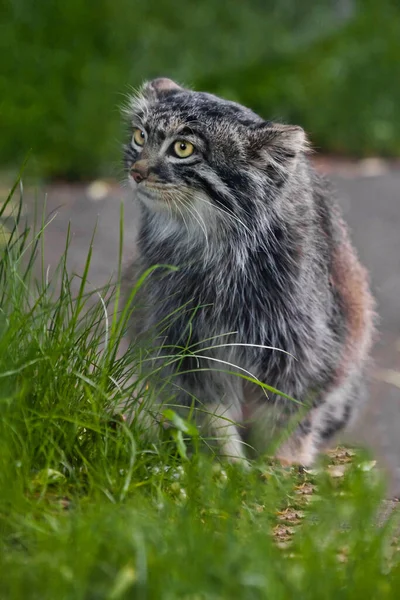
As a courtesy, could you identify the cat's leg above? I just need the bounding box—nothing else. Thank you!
[204,401,247,464]
[275,373,362,466]
[274,416,318,466]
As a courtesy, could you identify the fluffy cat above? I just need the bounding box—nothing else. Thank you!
[122,77,375,465]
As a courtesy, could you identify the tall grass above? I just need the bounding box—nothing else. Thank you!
[0,181,399,599]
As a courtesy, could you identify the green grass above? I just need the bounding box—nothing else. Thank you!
[0,180,400,599]
[2,0,400,179]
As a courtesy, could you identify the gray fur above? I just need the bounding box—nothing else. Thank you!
[122,78,375,465]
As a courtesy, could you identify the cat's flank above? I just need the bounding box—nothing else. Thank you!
[122,77,375,465]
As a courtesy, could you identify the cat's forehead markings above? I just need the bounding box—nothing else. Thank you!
[150,113,192,136]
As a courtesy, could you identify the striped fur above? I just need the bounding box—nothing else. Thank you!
[122,78,375,465]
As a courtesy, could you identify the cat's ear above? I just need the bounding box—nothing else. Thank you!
[247,123,308,179]
[142,78,183,98]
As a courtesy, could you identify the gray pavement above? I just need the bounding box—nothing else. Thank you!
[25,169,400,495]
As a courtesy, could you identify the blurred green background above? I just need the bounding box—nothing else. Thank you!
[1,0,400,180]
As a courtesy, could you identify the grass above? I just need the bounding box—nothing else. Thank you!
[0,179,400,599]
[2,0,400,179]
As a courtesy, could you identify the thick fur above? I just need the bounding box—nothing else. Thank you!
[122,78,375,465]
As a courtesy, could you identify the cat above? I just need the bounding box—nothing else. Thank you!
[122,77,375,466]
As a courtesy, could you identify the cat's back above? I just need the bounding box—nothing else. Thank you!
[311,170,375,370]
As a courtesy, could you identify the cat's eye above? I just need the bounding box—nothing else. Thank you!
[132,128,146,147]
[173,140,194,158]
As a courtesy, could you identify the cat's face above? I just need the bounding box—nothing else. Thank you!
[124,78,306,232]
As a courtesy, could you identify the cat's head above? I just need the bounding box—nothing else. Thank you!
[123,78,308,232]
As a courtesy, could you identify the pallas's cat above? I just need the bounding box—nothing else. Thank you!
[122,78,374,465]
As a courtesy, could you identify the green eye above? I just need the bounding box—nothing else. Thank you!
[173,140,194,158]
[132,128,145,147]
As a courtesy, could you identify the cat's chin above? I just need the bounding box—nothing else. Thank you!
[133,184,172,214]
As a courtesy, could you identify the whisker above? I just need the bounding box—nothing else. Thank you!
[196,194,253,237]
[174,198,190,237]
[183,201,209,254]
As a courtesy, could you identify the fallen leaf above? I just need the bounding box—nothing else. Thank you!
[295,482,316,495]
[326,446,356,463]
[276,508,305,524]
[273,524,296,540]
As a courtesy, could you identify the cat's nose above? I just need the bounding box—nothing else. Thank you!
[131,160,149,183]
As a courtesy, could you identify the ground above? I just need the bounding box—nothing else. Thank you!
[1,163,400,597]
[13,162,399,496]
